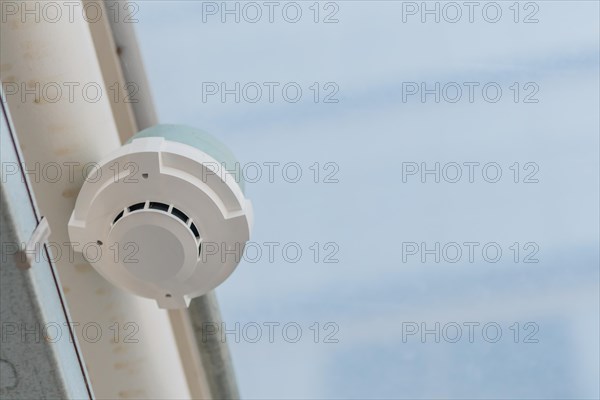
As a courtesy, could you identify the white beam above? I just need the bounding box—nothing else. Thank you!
[0,2,191,398]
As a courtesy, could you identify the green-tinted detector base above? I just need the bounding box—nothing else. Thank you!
[128,124,245,193]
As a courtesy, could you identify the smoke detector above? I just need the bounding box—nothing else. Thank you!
[68,125,253,308]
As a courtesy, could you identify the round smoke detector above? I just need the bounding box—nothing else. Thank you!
[68,125,253,309]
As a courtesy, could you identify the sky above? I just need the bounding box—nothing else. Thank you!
[134,1,600,398]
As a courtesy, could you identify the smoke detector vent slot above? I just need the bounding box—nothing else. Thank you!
[190,223,200,238]
[171,207,188,223]
[113,203,201,243]
[128,202,146,212]
[113,210,124,225]
[149,202,169,212]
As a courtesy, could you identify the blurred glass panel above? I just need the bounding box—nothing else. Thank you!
[134,1,599,398]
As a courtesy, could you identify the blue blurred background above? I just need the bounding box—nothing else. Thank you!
[134,2,599,398]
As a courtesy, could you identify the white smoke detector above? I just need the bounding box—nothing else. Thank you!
[68,125,253,308]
